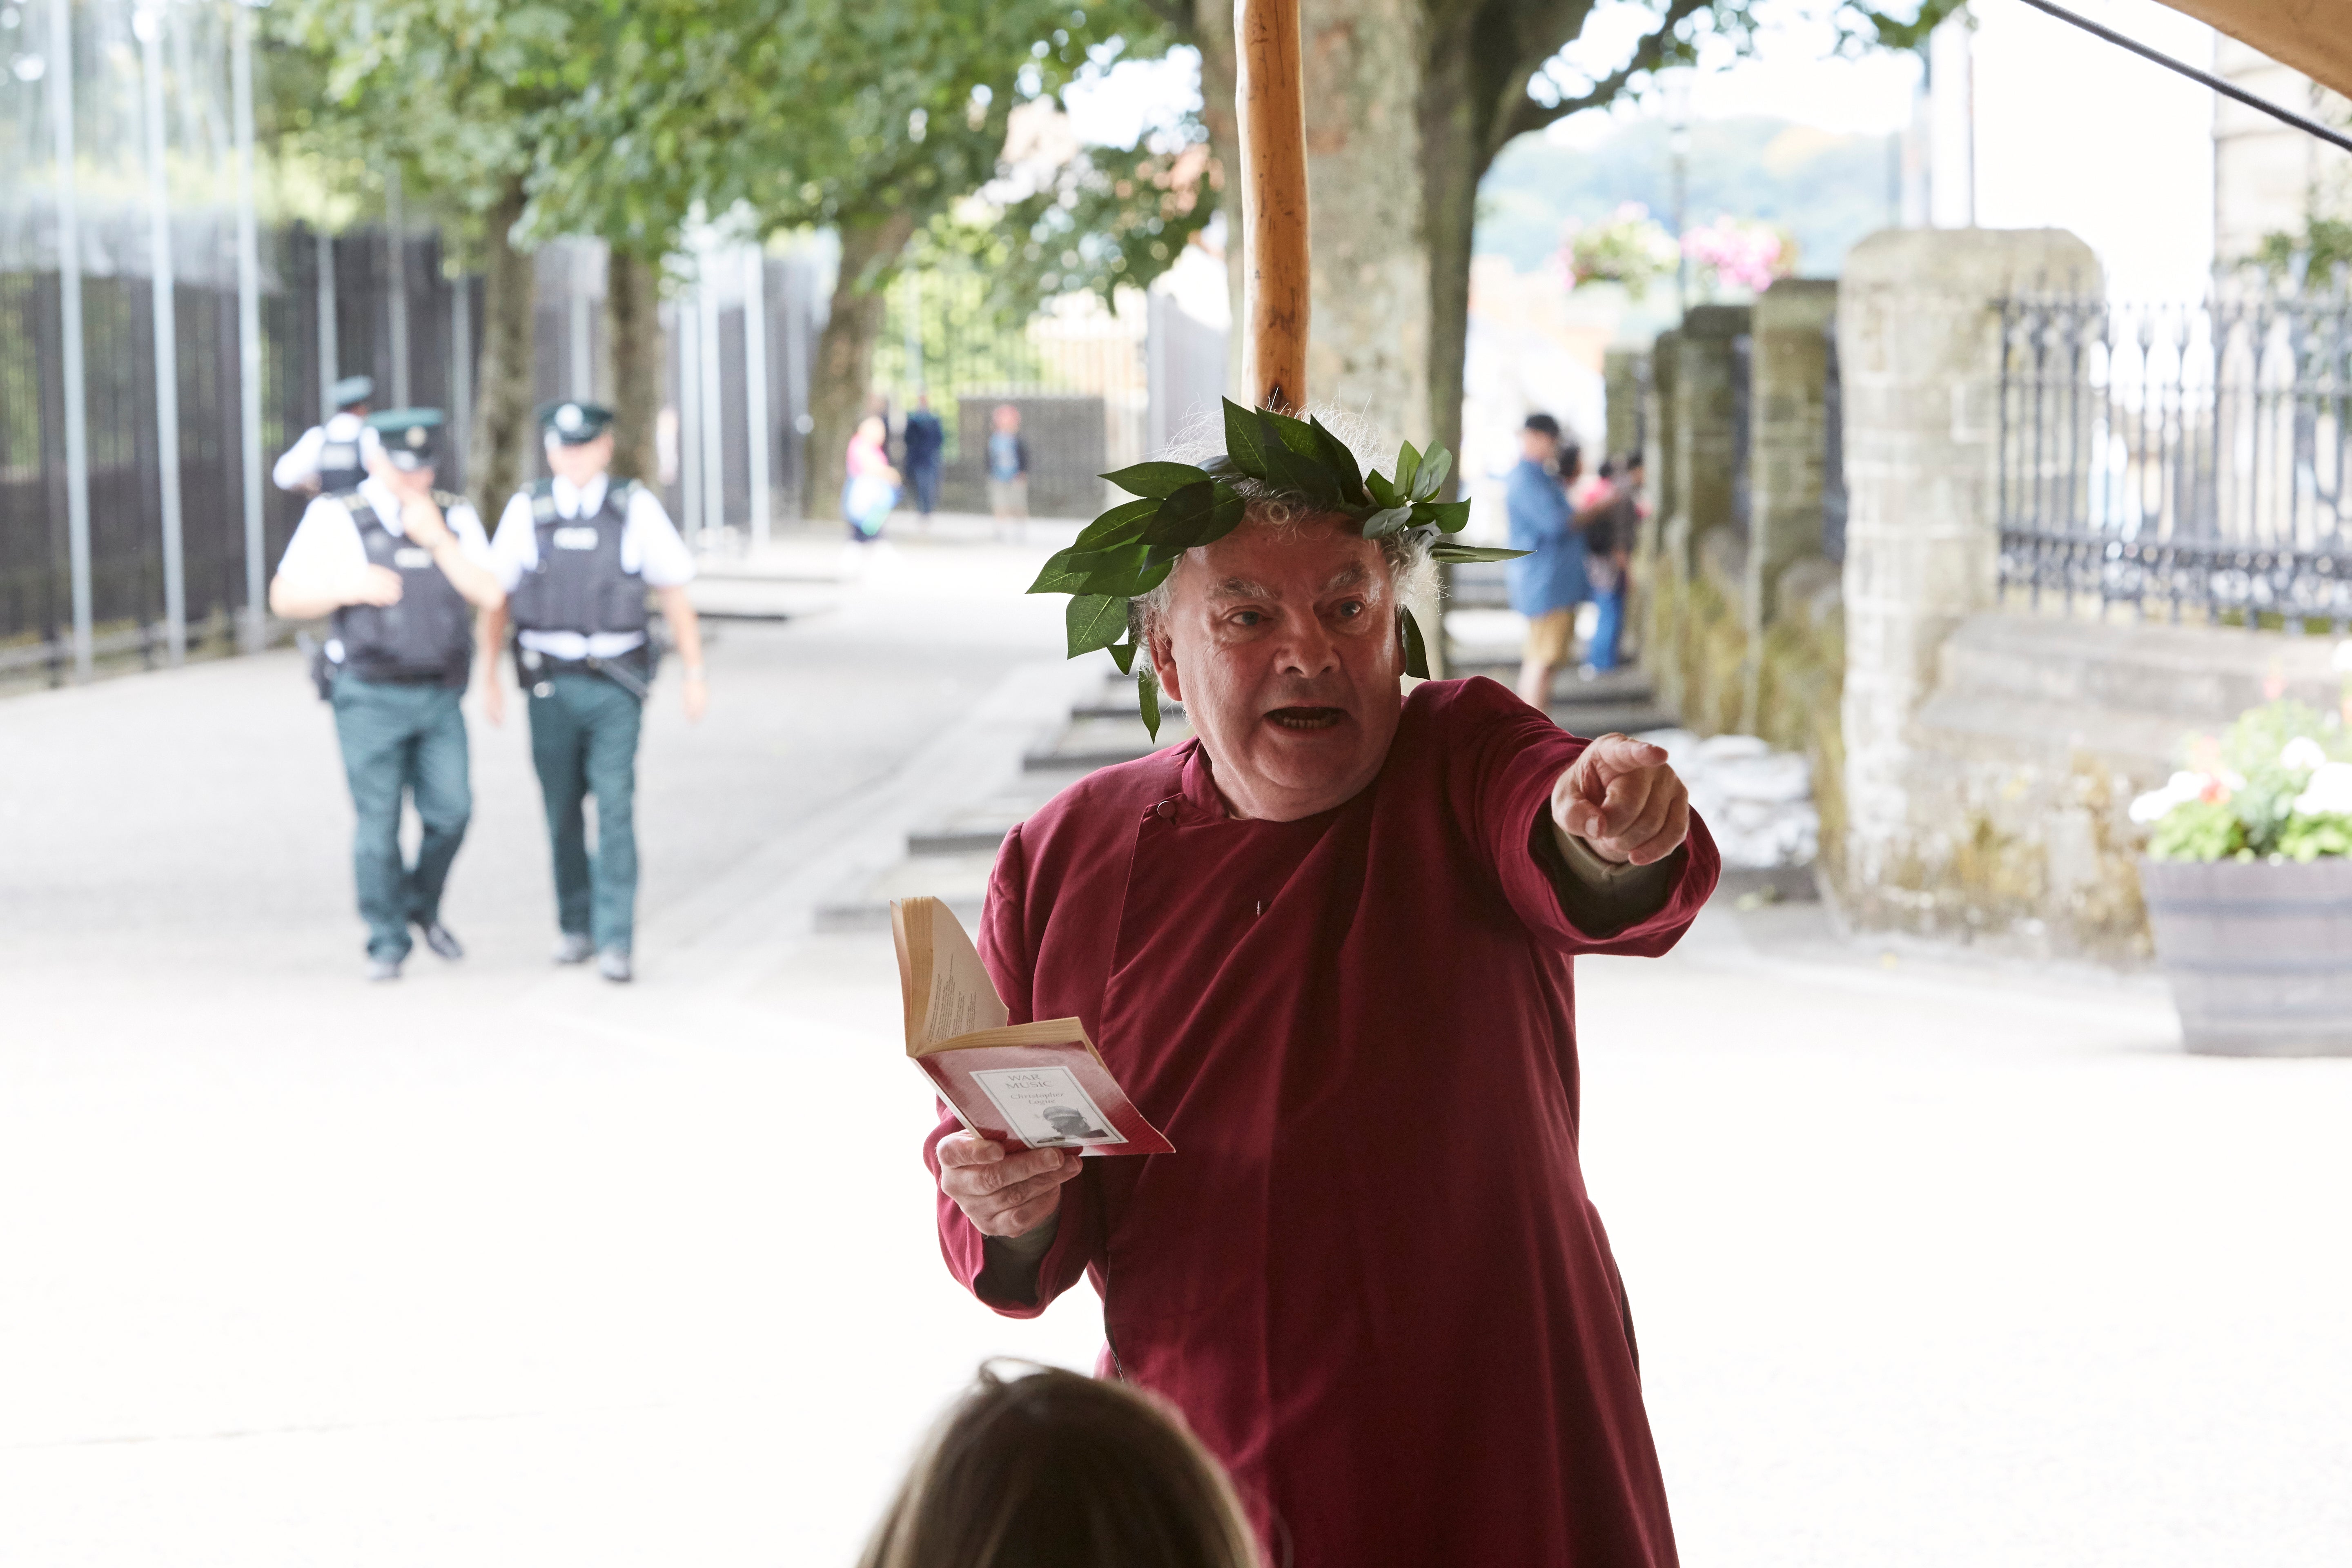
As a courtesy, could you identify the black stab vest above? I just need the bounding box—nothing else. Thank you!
[316,421,367,495]
[506,478,650,637]
[330,491,475,688]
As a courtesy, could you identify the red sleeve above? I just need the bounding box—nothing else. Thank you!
[1444,677,1721,956]
[923,824,1102,1317]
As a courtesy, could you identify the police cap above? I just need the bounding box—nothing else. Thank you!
[365,408,446,472]
[331,374,375,412]
[537,400,615,445]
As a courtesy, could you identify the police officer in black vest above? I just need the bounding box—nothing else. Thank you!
[273,374,383,495]
[269,410,506,981]
[481,401,705,984]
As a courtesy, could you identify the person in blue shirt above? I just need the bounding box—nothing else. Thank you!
[1506,412,1592,709]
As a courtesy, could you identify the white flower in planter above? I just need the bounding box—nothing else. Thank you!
[2280,735,2330,773]
[2333,639,2352,675]
[2131,771,2217,823]
[2293,762,2352,817]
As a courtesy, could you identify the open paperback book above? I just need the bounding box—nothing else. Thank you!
[891,896,1173,1157]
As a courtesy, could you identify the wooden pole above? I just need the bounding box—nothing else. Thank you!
[1235,0,1308,412]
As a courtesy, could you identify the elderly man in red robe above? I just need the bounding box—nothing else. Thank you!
[923,411,1719,1568]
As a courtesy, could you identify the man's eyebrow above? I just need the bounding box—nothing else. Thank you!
[1208,577,1277,599]
[1320,563,1370,592]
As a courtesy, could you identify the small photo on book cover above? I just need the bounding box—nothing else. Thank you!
[969,1066,1125,1148]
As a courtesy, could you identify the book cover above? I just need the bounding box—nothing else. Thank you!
[891,896,1173,1157]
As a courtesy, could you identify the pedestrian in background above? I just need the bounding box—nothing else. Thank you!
[986,403,1029,541]
[267,409,504,982]
[902,394,944,526]
[858,1363,1259,1568]
[272,374,382,496]
[480,401,706,984]
[843,414,902,544]
[1572,457,1630,675]
[1506,412,1589,710]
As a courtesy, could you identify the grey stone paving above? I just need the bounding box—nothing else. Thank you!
[1,528,2347,1566]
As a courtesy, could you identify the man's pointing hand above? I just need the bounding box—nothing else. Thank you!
[1551,733,1690,867]
[937,1131,1081,1239]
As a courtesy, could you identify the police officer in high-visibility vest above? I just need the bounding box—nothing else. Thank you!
[480,401,705,984]
[268,409,506,981]
[273,374,384,495]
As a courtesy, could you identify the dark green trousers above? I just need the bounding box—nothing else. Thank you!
[331,676,472,961]
[526,671,644,953]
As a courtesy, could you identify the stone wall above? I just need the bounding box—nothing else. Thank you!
[1880,612,2349,960]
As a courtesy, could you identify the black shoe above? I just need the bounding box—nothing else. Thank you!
[553,932,595,965]
[367,956,402,983]
[597,947,633,984]
[413,920,465,961]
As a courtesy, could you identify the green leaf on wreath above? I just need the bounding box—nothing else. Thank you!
[1106,640,1137,675]
[1196,484,1247,546]
[1223,399,1275,479]
[1101,462,1210,499]
[1074,497,1160,550]
[1308,418,1365,500]
[1394,440,1421,495]
[1402,608,1432,680]
[1066,594,1131,659]
[1262,406,1323,461]
[1430,543,1529,563]
[1143,479,1220,546]
[1138,662,1163,742]
[1364,470,1402,510]
[1416,499,1472,533]
[1361,505,1415,539]
[1051,542,1158,596]
[1255,409,1340,505]
[1029,550,1092,594]
[1409,446,1452,503]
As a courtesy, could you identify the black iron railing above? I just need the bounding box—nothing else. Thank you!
[1996,285,2352,632]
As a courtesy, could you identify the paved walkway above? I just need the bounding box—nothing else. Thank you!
[1,529,2346,1565]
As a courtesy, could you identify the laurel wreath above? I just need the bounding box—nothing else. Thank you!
[1028,398,1526,737]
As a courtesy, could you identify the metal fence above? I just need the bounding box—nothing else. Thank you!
[871,264,1160,518]
[0,221,472,675]
[1996,286,2352,631]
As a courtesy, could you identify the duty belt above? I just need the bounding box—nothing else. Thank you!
[517,643,652,701]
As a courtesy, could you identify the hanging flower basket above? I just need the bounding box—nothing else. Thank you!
[2132,688,2352,1056]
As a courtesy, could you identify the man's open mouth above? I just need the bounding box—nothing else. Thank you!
[1266,706,1347,731]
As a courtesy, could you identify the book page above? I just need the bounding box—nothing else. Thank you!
[891,898,1008,1053]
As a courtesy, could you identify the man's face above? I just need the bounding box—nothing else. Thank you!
[548,432,613,486]
[1149,514,1405,822]
[1520,428,1557,466]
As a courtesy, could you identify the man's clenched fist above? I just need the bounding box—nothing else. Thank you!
[1550,733,1690,866]
[936,1131,1082,1239]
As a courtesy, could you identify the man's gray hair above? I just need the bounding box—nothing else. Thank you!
[1129,407,1442,659]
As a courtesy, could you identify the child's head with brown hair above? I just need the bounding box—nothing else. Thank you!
[858,1363,1260,1568]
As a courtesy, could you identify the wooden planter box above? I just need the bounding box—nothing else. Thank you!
[2141,858,2352,1056]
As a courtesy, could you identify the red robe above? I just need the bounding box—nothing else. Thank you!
[925,676,1719,1566]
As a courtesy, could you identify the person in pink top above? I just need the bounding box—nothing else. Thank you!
[843,414,901,543]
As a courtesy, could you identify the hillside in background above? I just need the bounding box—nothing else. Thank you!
[1476,116,1899,279]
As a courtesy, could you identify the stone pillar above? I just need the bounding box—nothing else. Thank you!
[1602,347,1647,466]
[1640,330,1679,558]
[1838,228,2100,921]
[1667,305,1749,575]
[1745,280,1838,632]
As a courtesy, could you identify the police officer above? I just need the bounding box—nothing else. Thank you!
[480,401,706,984]
[273,374,384,495]
[268,410,506,981]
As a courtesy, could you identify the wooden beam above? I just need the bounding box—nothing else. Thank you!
[2154,0,2352,103]
[1235,0,1309,412]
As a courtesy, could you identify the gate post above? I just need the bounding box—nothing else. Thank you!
[1836,227,2098,919]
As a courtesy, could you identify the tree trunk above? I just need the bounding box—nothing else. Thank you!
[802,210,917,521]
[606,248,664,486]
[466,176,538,514]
